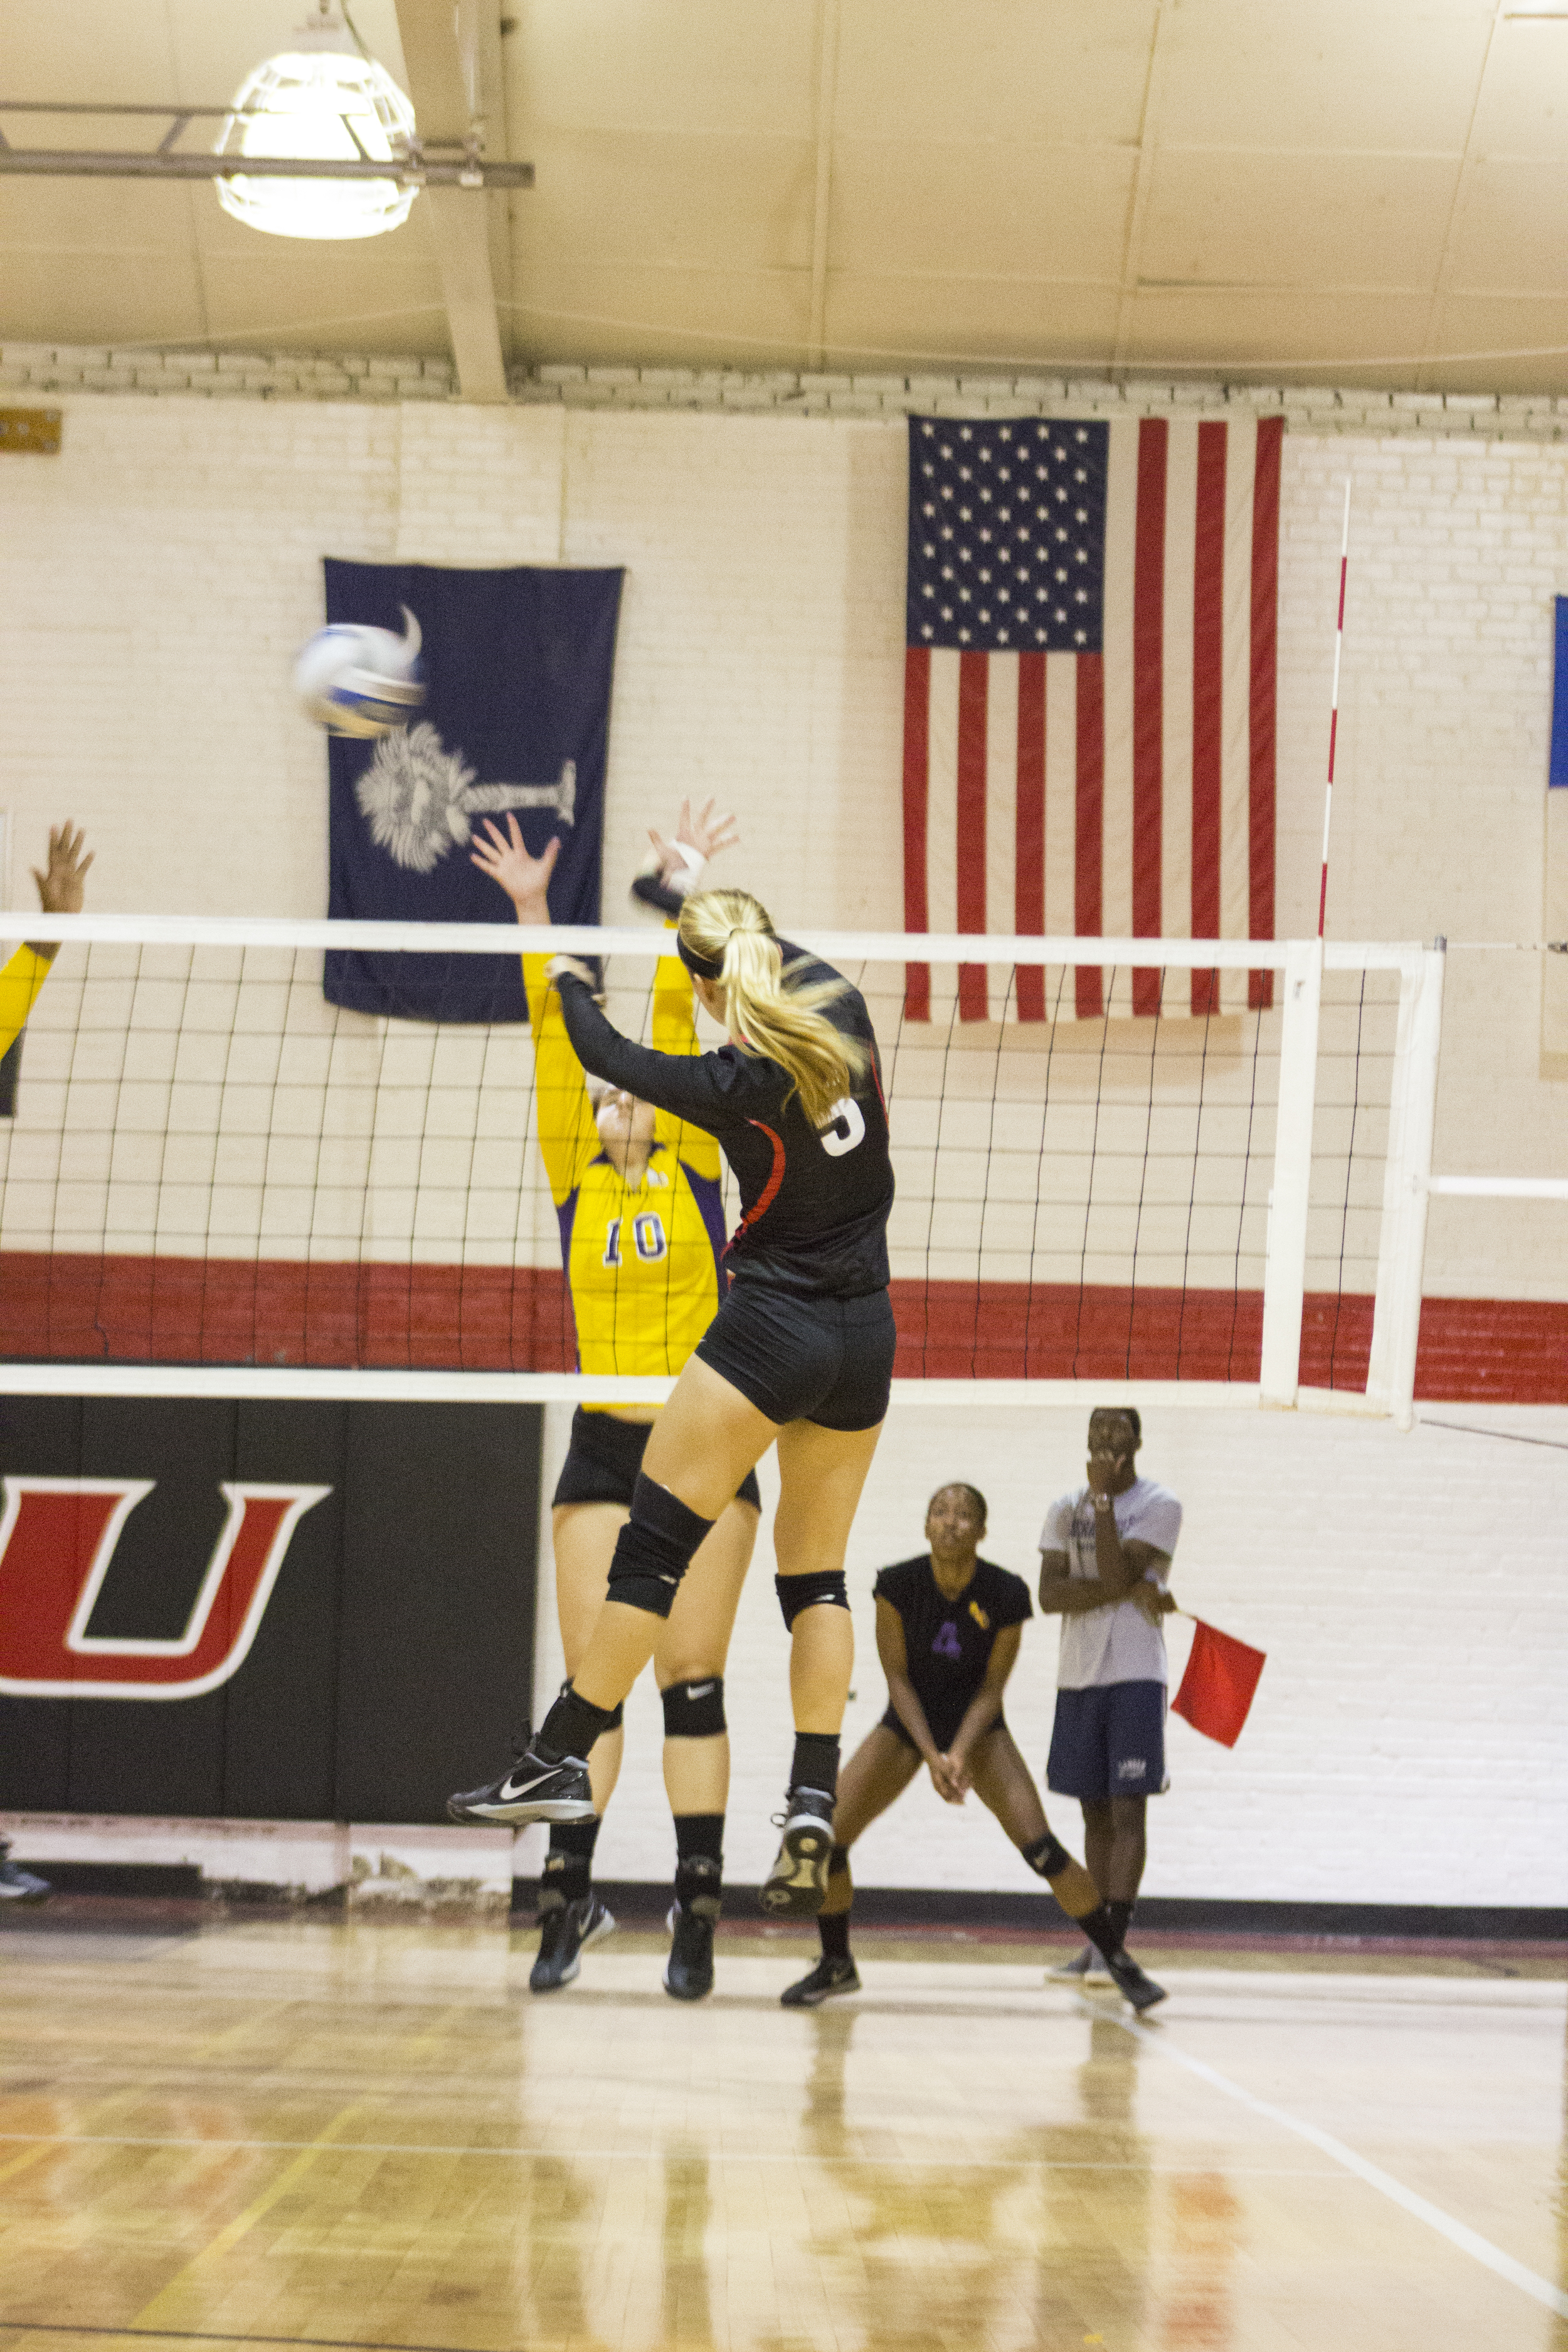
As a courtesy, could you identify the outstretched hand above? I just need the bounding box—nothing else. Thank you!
[647,797,739,887]
[28,822,93,960]
[33,822,92,916]
[470,814,559,916]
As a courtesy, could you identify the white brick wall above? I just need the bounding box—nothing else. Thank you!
[1,370,1565,1908]
[531,1399,1568,1907]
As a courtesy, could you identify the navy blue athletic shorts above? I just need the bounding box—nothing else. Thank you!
[1046,1680,1168,1803]
[553,1406,762,1513]
[695,1283,896,1431]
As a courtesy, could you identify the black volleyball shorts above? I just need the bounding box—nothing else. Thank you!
[553,1406,763,1513]
[694,1284,897,1431]
[882,1702,1012,1756]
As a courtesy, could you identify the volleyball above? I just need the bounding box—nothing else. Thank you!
[294,604,425,738]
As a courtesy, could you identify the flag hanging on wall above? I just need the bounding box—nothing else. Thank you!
[324,559,623,1022]
[901,413,1283,1021]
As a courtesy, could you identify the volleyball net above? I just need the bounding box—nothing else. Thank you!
[0,916,1450,1421]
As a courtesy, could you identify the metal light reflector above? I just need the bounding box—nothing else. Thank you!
[216,40,416,240]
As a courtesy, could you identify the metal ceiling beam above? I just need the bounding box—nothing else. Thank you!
[0,149,529,188]
[393,0,509,402]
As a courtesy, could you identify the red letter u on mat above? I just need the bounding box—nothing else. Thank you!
[0,1478,331,1700]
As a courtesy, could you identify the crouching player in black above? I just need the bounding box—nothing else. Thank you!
[780,1482,1167,2012]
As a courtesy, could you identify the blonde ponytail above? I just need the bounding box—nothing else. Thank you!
[677,888,867,1129]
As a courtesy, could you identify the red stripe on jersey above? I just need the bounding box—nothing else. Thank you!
[728,1121,787,1249]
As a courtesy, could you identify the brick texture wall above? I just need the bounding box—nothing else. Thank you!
[1,361,1564,1904]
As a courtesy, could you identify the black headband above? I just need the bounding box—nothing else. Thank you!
[676,923,776,983]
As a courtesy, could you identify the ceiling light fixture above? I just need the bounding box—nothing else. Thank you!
[215,0,417,240]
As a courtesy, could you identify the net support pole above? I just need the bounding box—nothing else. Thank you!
[1259,936,1324,1409]
[1366,941,1446,1429]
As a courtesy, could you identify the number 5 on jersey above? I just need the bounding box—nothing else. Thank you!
[603,1212,669,1266]
[818,1097,865,1157]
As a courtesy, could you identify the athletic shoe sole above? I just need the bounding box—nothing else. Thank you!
[759,1814,834,1917]
[447,1789,596,1826]
[1047,1954,1110,1982]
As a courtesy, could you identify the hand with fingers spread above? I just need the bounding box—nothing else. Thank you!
[470,813,561,920]
[28,822,93,960]
[645,797,741,896]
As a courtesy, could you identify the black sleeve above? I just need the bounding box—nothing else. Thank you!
[989,1567,1033,1628]
[555,972,741,1126]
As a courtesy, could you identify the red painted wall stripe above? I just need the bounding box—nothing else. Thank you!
[901,645,931,1022]
[1015,650,1046,1021]
[1249,416,1283,1010]
[956,649,989,1021]
[1191,420,1227,1015]
[1,1252,1563,1404]
[1132,418,1167,1018]
[1075,653,1104,1019]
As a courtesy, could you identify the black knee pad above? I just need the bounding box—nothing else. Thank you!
[606,1473,715,1619]
[1022,1830,1073,1880]
[775,1569,849,1630]
[827,1844,850,1879]
[662,1676,726,1739]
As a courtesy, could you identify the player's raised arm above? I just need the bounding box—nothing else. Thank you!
[0,824,93,1062]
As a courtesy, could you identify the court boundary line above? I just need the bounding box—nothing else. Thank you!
[1113,2006,1568,2320]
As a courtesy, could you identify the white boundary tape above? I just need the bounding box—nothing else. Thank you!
[1113,2006,1568,2321]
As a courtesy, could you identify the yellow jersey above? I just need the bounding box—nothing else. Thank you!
[526,949,726,1385]
[0,946,51,1062]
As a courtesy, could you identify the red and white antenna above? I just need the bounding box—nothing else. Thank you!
[1318,482,1350,940]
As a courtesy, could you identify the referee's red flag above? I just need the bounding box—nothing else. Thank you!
[1171,1621,1266,1748]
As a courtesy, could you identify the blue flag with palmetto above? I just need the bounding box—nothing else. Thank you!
[323,558,623,1022]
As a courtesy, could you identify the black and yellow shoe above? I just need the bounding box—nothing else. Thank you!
[780,1954,860,2008]
[759,1787,835,1917]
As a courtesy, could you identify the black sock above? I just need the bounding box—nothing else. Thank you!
[674,1813,724,1907]
[818,1910,851,1963]
[538,1685,618,1763]
[543,1818,600,1907]
[1106,1898,1135,1947]
[791,1732,840,1798]
[1077,1903,1128,1965]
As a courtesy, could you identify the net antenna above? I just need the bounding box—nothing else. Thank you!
[1318,479,1351,943]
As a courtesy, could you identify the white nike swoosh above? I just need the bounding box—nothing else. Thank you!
[497,1771,558,1801]
[685,1682,716,1699]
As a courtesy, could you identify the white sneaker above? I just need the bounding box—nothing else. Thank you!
[1047,1942,1109,1982]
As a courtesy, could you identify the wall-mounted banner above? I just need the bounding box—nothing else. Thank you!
[324,558,624,1022]
[0,1396,540,1823]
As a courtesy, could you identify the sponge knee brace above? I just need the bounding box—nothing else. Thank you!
[606,1473,715,1619]
[775,1569,850,1630]
[662,1676,726,1739]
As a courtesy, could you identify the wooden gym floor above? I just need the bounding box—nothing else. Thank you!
[0,1905,1564,2352]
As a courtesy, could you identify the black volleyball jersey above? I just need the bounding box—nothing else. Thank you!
[556,943,894,1298]
[873,1555,1032,1707]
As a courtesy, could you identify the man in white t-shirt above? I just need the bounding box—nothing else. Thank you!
[1037,1407,1181,1982]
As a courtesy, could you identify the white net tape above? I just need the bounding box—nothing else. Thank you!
[0,919,1424,1409]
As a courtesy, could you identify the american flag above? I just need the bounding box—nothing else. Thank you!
[902,412,1283,1020]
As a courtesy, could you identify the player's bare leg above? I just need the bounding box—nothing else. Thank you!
[655,1496,758,2000]
[968,1731,1165,2011]
[761,1415,884,1917]
[781,1725,919,2007]
[453,1357,776,1827]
